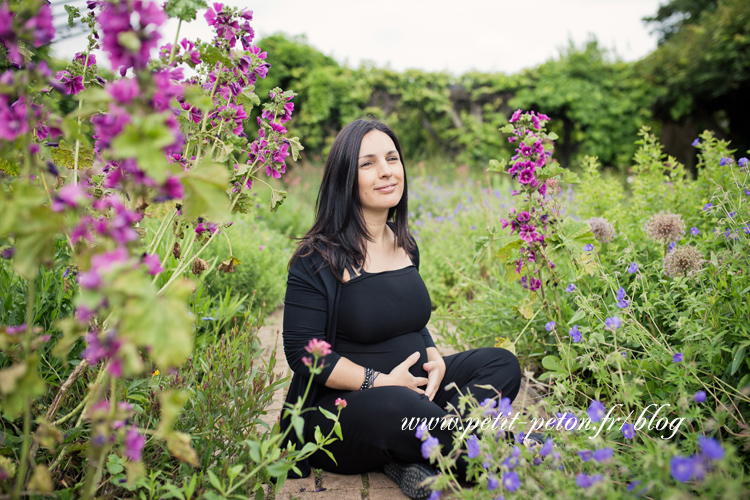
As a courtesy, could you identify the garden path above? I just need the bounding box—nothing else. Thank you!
[256,306,544,500]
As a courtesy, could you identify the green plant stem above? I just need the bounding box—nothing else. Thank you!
[82,376,117,500]
[192,64,224,169]
[12,276,36,500]
[512,307,542,345]
[54,391,91,426]
[72,27,95,187]
[167,19,182,65]
[148,208,178,255]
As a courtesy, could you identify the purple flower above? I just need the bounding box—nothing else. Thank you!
[98,0,166,73]
[719,157,731,166]
[583,244,594,251]
[593,447,613,463]
[421,436,439,460]
[502,455,519,470]
[670,455,695,482]
[576,474,603,489]
[568,325,582,343]
[466,434,480,459]
[668,241,676,253]
[616,287,626,301]
[51,184,88,211]
[694,391,706,403]
[617,299,629,309]
[566,284,576,292]
[691,139,700,147]
[587,401,606,422]
[691,227,699,236]
[605,316,621,330]
[427,492,440,500]
[703,202,713,211]
[622,423,635,439]
[739,157,748,168]
[502,471,520,491]
[673,352,684,363]
[510,109,522,123]
[539,438,554,456]
[107,78,140,104]
[58,73,85,95]
[628,262,638,273]
[545,321,556,332]
[487,474,498,490]
[124,426,145,461]
[142,254,163,275]
[497,397,512,416]
[578,449,593,462]
[415,422,428,440]
[698,436,725,460]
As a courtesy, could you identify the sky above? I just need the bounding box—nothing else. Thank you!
[53,0,665,75]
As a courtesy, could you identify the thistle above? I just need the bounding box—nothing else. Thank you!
[587,217,615,244]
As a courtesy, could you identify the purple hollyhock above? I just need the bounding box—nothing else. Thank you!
[421,436,439,460]
[694,391,706,403]
[57,72,85,95]
[628,262,638,273]
[698,436,725,461]
[124,426,146,461]
[142,254,163,275]
[91,106,131,150]
[502,471,520,491]
[510,109,522,123]
[622,423,635,439]
[75,52,97,67]
[518,168,535,185]
[98,0,166,72]
[673,352,684,363]
[157,176,184,201]
[25,3,55,47]
[107,78,140,104]
[0,97,29,141]
[588,401,606,422]
[466,434,480,459]
[51,183,88,211]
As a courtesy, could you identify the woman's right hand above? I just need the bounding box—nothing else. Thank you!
[374,351,428,393]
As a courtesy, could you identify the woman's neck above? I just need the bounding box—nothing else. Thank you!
[363,211,390,246]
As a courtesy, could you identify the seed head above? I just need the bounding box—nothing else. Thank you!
[646,211,685,244]
[588,217,615,244]
[663,245,703,277]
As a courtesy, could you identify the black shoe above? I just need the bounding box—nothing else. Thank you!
[382,462,437,500]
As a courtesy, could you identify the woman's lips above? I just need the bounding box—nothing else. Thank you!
[375,184,397,193]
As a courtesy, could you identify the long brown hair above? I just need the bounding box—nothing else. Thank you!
[289,119,415,282]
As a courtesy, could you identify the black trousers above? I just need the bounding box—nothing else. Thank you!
[305,347,522,481]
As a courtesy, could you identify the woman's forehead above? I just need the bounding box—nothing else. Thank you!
[359,130,397,157]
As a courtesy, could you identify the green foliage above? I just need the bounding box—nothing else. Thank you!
[643,0,719,43]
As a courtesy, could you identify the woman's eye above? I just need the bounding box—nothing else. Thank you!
[388,156,399,162]
[359,162,371,168]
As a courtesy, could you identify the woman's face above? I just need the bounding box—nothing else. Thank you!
[357,130,404,217]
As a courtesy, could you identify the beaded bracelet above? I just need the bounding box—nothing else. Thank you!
[359,367,373,390]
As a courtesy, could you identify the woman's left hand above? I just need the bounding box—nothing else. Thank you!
[423,347,446,401]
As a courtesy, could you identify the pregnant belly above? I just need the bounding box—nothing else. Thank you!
[335,332,429,382]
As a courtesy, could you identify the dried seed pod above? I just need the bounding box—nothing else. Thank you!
[172,241,181,260]
[192,257,209,276]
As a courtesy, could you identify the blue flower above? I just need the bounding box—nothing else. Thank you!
[616,287,626,301]
[691,138,700,147]
[587,401,606,422]
[487,474,499,491]
[540,438,554,456]
[415,422,428,440]
[545,321,556,332]
[728,211,736,218]
[617,299,629,309]
[502,455,519,470]
[668,241,676,253]
[421,436,440,459]
[578,449,593,462]
[691,227,699,236]
[628,262,638,273]
[745,189,750,196]
[467,434,480,459]
[703,202,713,211]
[568,325,582,342]
[698,436,725,460]
[694,390,706,403]
[593,447,613,463]
[740,157,749,168]
[566,284,576,292]
[576,473,603,489]
[673,352,684,363]
[670,455,695,482]
[622,423,635,439]
[497,397,512,416]
[583,244,594,251]
[719,157,732,166]
[427,492,440,500]
[605,316,622,330]
[502,471,521,491]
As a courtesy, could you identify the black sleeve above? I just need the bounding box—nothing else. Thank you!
[282,258,341,385]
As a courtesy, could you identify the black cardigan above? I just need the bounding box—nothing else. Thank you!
[279,236,436,478]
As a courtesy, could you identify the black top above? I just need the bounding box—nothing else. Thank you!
[280,226,435,479]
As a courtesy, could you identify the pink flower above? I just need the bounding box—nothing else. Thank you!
[52,183,88,211]
[305,339,332,357]
[124,427,145,461]
[142,254,163,275]
[302,356,313,367]
[510,109,522,123]
[518,168,535,185]
[335,398,347,409]
[107,78,140,104]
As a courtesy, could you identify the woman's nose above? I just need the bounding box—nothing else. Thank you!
[378,159,393,177]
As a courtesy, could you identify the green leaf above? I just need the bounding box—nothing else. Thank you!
[488,158,507,173]
[0,356,46,419]
[567,309,585,325]
[286,137,304,161]
[64,5,81,27]
[156,390,189,437]
[111,114,175,183]
[547,131,559,141]
[500,124,515,134]
[333,421,343,441]
[247,440,261,463]
[270,188,287,212]
[319,407,337,421]
[541,355,562,372]
[164,0,208,21]
[199,43,232,68]
[730,345,747,376]
[50,140,95,170]
[181,160,231,222]
[12,206,66,280]
[291,415,304,442]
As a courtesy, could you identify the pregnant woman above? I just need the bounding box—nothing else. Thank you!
[280,119,522,499]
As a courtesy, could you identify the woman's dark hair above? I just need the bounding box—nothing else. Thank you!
[289,119,415,281]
